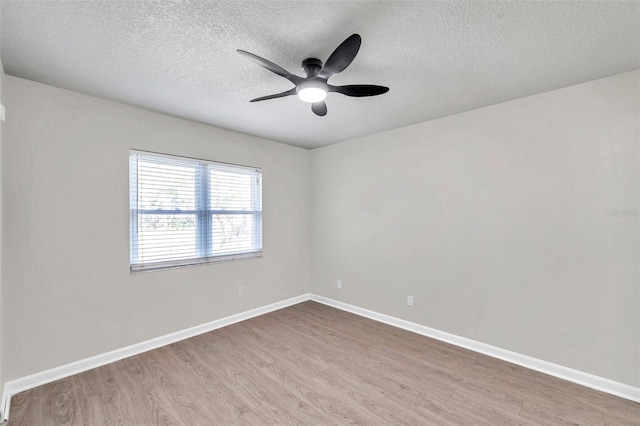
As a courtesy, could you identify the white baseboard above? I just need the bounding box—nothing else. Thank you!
[0,293,311,421]
[2,292,638,422]
[310,294,640,404]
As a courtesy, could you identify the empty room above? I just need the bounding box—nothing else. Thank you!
[0,1,638,425]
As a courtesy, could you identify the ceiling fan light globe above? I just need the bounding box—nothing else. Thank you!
[298,87,327,103]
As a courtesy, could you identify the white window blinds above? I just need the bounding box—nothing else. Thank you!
[130,150,262,272]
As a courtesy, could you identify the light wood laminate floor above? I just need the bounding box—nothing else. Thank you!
[9,301,639,425]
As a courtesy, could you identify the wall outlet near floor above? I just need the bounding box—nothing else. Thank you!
[407,295,414,306]
[337,280,342,289]
[237,286,244,297]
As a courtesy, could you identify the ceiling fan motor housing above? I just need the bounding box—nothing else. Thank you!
[301,58,323,77]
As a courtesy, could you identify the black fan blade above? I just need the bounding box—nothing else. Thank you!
[312,102,327,116]
[329,84,389,97]
[319,34,361,79]
[237,50,302,85]
[250,88,297,102]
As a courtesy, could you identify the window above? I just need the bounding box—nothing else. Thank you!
[129,150,262,272]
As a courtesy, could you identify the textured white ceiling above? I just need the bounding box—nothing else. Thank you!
[1,1,639,149]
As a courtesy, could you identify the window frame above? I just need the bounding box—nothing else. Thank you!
[129,150,262,273]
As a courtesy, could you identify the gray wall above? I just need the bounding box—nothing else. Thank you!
[0,58,4,391]
[311,71,639,387]
[2,76,311,381]
[2,70,638,389]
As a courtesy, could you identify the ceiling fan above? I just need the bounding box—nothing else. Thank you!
[237,34,389,116]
